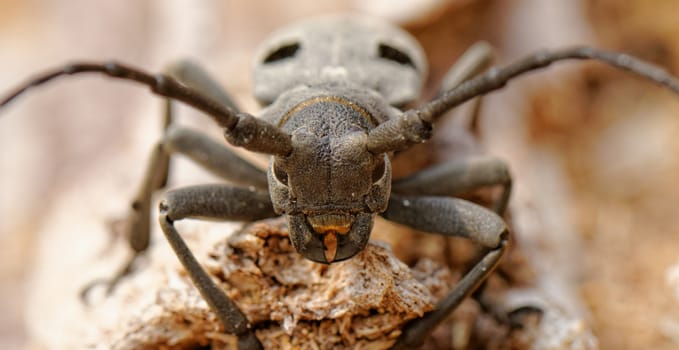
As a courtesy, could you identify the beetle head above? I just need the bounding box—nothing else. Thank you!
[267,101,391,264]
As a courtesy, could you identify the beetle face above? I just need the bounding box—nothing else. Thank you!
[267,103,391,264]
[253,14,427,107]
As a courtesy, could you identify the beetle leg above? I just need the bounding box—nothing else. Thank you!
[392,242,507,350]
[157,184,275,350]
[436,41,495,134]
[81,62,269,300]
[165,59,242,111]
[392,155,511,215]
[80,103,172,300]
[383,195,508,349]
[436,41,495,96]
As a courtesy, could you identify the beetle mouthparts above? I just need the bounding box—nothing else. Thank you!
[306,213,353,235]
[323,233,338,262]
[306,214,354,263]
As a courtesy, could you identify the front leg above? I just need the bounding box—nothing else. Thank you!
[383,195,508,349]
[158,184,276,350]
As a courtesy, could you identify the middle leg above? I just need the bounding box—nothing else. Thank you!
[82,60,267,298]
[392,155,512,215]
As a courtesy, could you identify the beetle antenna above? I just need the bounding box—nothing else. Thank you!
[0,61,291,156]
[0,62,243,127]
[367,47,679,154]
[419,46,679,123]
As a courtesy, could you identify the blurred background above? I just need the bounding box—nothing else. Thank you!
[1,0,679,349]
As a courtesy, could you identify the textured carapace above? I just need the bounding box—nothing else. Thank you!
[253,15,427,107]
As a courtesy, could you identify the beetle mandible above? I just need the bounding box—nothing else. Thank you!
[3,14,679,350]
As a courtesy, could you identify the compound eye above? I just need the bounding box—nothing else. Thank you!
[273,163,289,185]
[371,158,386,183]
[263,42,301,64]
[378,43,415,68]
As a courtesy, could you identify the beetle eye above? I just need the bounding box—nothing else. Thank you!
[372,159,386,183]
[263,42,300,64]
[378,43,415,68]
[273,163,289,185]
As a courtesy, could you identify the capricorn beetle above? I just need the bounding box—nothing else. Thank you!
[3,14,679,350]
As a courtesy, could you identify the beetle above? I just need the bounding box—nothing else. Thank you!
[2,14,679,350]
